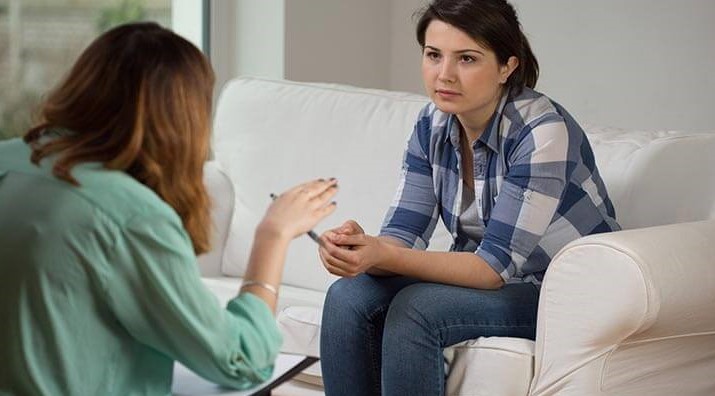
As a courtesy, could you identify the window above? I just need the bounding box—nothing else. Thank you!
[0,0,180,141]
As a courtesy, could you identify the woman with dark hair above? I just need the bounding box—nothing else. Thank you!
[0,23,337,394]
[318,0,619,394]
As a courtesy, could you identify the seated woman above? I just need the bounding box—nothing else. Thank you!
[317,0,620,394]
[0,22,337,395]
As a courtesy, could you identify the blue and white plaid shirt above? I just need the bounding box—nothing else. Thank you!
[379,88,620,285]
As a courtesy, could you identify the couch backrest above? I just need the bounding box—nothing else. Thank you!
[210,77,444,291]
[586,126,715,230]
[204,77,715,291]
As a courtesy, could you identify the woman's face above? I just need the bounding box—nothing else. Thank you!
[421,20,517,127]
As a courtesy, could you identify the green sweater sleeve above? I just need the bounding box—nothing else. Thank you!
[102,214,282,390]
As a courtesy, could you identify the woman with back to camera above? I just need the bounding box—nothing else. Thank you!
[0,22,338,395]
[318,0,620,394]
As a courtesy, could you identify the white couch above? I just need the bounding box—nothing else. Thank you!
[198,77,715,395]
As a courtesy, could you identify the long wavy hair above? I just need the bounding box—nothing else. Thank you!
[24,22,214,255]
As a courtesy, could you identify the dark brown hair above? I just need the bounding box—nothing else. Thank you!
[24,22,214,254]
[416,0,539,95]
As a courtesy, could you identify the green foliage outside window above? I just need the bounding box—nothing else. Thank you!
[0,91,40,141]
[97,0,147,33]
[0,0,153,141]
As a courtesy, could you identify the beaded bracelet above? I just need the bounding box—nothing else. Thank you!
[240,280,278,296]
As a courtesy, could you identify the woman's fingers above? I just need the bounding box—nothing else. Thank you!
[312,183,338,207]
[309,178,338,199]
[319,241,362,277]
[319,246,349,276]
[340,220,364,235]
[285,178,338,200]
[294,178,338,199]
[330,232,366,248]
[322,238,360,263]
[261,183,336,240]
[314,201,338,222]
[321,255,354,277]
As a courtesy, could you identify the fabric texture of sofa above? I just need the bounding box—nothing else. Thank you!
[198,77,715,395]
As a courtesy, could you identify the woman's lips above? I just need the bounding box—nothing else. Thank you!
[436,89,460,99]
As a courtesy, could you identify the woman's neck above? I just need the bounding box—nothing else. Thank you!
[456,89,504,143]
[457,118,489,144]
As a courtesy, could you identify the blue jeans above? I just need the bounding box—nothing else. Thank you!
[320,274,540,396]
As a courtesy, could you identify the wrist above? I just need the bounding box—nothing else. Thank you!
[255,221,292,246]
[240,280,278,296]
[374,238,398,272]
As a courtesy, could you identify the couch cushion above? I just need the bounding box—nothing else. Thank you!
[200,277,326,310]
[202,277,326,386]
[211,77,453,291]
[275,303,547,390]
[272,300,536,396]
[585,125,715,229]
[445,337,535,396]
[277,306,323,386]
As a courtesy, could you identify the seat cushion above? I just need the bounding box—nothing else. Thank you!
[275,302,537,395]
[201,277,326,387]
[277,306,323,386]
[444,337,535,396]
[201,276,535,394]
[201,277,326,310]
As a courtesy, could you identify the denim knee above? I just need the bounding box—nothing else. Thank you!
[383,284,437,338]
[323,276,374,323]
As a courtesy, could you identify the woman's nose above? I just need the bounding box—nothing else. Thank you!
[437,59,456,83]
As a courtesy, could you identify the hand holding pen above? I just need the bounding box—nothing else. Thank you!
[259,178,338,245]
[270,193,324,247]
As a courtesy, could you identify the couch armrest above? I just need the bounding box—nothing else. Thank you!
[530,220,715,396]
[196,160,235,277]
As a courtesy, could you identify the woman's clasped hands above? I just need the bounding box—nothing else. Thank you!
[318,220,393,277]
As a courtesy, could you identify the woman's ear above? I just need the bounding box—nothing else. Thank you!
[499,56,520,84]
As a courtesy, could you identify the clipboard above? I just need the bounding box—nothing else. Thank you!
[248,355,319,396]
[172,353,320,396]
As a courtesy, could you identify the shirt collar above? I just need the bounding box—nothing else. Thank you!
[442,90,510,154]
[445,115,461,148]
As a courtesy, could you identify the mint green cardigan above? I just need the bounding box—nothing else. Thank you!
[0,138,281,395]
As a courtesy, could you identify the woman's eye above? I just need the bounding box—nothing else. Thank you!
[460,55,476,63]
[425,51,441,61]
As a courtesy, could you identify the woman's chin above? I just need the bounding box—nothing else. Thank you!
[432,100,462,115]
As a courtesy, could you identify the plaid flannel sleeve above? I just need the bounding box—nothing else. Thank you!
[379,111,441,250]
[476,115,570,282]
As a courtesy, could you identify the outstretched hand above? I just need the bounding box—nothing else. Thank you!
[258,178,338,241]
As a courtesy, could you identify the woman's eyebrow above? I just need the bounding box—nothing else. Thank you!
[455,49,484,55]
[424,45,484,55]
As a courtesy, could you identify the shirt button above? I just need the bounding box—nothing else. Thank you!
[523,189,532,200]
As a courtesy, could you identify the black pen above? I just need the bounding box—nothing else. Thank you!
[270,193,323,246]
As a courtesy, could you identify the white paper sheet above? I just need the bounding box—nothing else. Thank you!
[172,353,313,396]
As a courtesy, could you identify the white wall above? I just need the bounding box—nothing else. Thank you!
[389,0,426,94]
[235,1,285,80]
[171,0,204,51]
[515,0,715,132]
[211,0,715,132]
[388,0,715,132]
[284,0,390,89]
[211,0,285,95]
